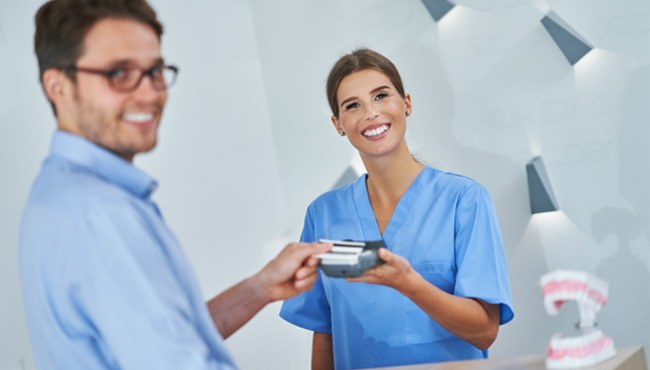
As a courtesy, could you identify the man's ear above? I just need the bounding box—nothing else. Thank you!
[42,68,69,107]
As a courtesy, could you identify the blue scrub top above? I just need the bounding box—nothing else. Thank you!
[280,167,514,369]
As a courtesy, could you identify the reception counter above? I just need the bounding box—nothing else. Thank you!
[371,346,647,370]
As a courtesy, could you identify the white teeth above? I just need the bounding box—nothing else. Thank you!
[540,270,608,318]
[123,113,153,123]
[363,124,389,137]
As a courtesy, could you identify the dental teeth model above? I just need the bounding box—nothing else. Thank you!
[541,270,616,368]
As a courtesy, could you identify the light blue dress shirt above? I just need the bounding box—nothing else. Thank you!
[280,167,514,370]
[20,131,237,370]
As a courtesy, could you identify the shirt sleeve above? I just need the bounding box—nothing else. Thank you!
[48,201,232,370]
[279,206,332,333]
[452,183,515,325]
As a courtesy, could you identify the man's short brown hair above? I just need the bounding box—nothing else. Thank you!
[34,0,163,82]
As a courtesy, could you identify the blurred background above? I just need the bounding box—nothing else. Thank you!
[1,0,648,368]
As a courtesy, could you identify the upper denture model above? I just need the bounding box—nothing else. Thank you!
[540,270,617,368]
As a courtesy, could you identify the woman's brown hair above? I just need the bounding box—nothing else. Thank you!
[326,48,406,118]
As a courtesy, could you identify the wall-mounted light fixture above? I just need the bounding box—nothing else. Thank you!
[526,156,559,214]
[541,11,593,65]
[421,0,456,22]
[332,166,360,189]
[331,153,366,189]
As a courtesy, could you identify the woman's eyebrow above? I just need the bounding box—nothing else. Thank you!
[369,85,390,94]
[339,95,358,108]
[339,85,391,108]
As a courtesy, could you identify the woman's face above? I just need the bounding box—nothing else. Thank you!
[332,68,411,159]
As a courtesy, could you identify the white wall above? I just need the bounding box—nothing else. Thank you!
[1,0,648,369]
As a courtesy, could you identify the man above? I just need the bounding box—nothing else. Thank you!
[19,0,330,369]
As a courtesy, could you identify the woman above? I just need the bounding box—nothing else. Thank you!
[280,48,514,370]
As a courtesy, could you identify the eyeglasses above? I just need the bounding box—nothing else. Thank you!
[63,64,179,92]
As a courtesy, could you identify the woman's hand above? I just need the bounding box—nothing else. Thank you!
[346,248,419,292]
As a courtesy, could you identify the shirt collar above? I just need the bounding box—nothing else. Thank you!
[49,131,158,199]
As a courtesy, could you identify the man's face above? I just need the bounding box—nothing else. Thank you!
[60,18,167,162]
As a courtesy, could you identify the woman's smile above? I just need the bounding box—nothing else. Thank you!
[362,123,391,139]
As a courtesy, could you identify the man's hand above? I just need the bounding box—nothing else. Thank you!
[257,242,332,302]
[208,241,331,338]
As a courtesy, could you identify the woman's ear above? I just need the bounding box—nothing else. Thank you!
[331,115,345,136]
[404,93,412,117]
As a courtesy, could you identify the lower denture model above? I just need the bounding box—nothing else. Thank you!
[540,270,617,368]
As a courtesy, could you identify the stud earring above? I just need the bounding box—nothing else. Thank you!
[338,130,346,137]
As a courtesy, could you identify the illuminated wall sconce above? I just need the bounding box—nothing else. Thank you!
[332,166,360,189]
[332,152,366,189]
[541,11,593,65]
[526,157,559,214]
[421,0,456,22]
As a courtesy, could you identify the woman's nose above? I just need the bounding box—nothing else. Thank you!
[365,105,380,120]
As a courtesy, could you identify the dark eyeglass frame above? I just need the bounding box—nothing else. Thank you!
[62,64,179,92]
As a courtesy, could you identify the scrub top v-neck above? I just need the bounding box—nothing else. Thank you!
[353,167,429,245]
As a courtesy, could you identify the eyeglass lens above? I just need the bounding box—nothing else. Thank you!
[111,66,177,91]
